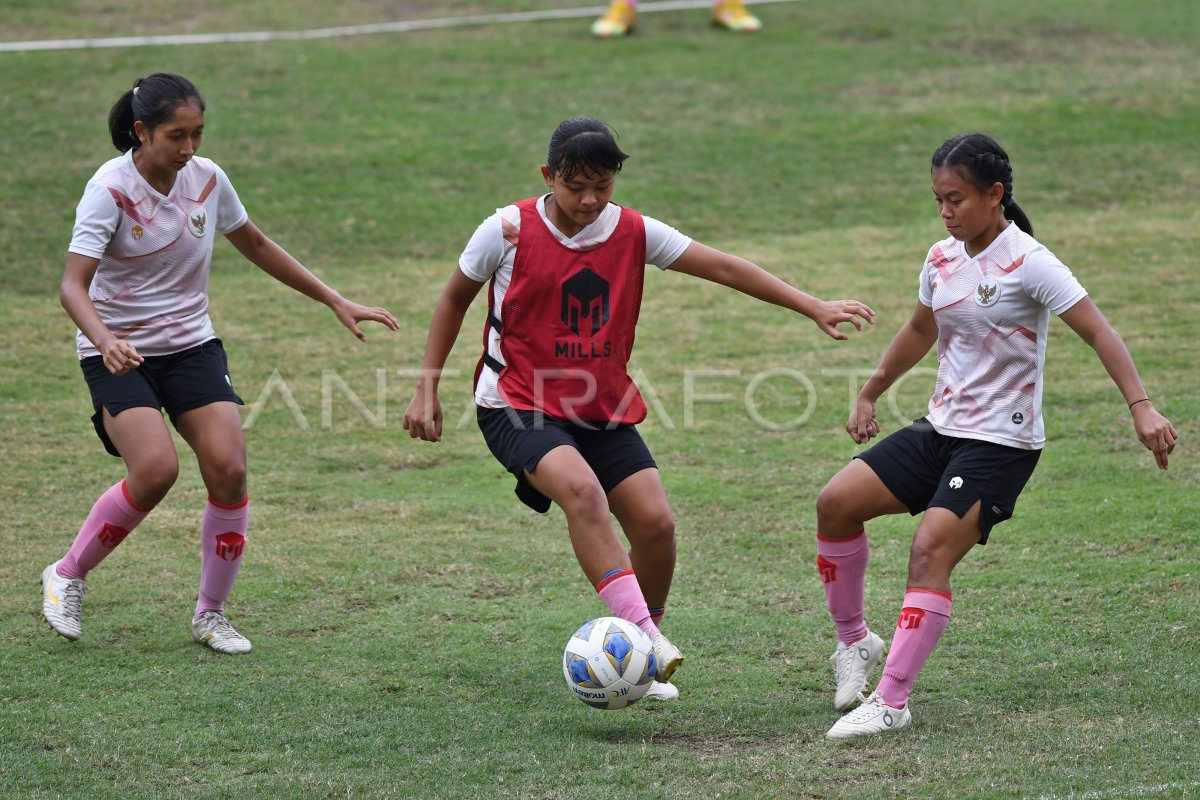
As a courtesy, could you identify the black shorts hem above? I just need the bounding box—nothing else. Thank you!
[477,406,658,514]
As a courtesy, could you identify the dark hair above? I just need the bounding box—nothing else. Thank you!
[107,73,205,153]
[546,118,629,182]
[931,133,1032,235]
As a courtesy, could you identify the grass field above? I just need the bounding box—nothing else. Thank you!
[1,1,1198,798]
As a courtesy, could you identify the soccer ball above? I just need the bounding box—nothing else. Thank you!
[562,617,656,710]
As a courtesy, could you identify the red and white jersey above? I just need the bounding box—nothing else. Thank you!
[920,222,1087,449]
[68,151,249,359]
[459,195,692,409]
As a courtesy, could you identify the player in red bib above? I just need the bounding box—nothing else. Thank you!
[403,118,874,701]
[815,133,1179,738]
[40,73,398,655]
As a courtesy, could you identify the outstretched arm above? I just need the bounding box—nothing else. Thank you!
[225,220,398,341]
[848,302,939,444]
[402,269,487,442]
[1059,297,1178,469]
[667,242,874,340]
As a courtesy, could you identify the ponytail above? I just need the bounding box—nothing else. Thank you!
[107,87,139,153]
[1003,198,1033,237]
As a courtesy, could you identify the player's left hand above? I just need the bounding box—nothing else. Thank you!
[812,300,875,341]
[1131,402,1178,470]
[332,298,399,341]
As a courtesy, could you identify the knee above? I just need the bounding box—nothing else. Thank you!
[129,454,179,504]
[815,480,849,527]
[560,479,610,524]
[640,508,676,549]
[906,538,947,585]
[206,457,248,502]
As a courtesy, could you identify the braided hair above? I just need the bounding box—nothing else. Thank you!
[932,133,1032,235]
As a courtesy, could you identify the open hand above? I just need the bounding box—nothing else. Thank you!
[332,298,399,341]
[813,300,875,341]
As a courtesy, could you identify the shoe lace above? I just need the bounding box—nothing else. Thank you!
[844,692,884,722]
[202,613,244,642]
[61,580,85,620]
[833,645,857,681]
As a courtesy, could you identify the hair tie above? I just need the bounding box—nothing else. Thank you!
[133,86,140,96]
[1003,196,1015,208]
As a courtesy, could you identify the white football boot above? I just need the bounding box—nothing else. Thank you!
[643,680,680,701]
[191,611,252,654]
[830,630,886,711]
[826,691,911,739]
[651,632,684,682]
[42,562,85,641]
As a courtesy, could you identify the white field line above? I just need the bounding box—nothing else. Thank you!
[0,0,800,53]
[1036,781,1200,800]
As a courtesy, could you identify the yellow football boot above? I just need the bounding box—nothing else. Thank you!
[713,0,763,32]
[592,0,637,38]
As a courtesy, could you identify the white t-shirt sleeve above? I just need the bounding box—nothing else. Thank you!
[68,179,119,259]
[458,209,508,282]
[1022,248,1087,315]
[918,258,935,307]
[643,215,693,270]
[213,164,249,234]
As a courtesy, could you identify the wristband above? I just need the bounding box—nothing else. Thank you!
[1128,398,1150,409]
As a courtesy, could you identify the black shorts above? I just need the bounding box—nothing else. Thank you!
[476,406,657,513]
[80,338,244,457]
[855,418,1041,544]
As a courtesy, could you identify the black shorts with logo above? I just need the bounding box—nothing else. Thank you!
[80,338,244,457]
[476,406,657,513]
[855,418,1041,544]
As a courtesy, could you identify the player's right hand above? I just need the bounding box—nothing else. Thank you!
[846,396,880,444]
[403,390,443,442]
[101,338,143,376]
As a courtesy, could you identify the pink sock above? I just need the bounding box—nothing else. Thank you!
[195,497,249,619]
[58,480,153,579]
[596,569,660,638]
[817,530,870,646]
[876,588,952,708]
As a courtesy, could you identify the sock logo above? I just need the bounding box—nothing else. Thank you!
[98,523,131,549]
[817,554,837,583]
[214,532,245,561]
[898,607,925,630]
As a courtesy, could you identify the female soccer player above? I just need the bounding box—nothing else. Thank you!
[41,73,398,654]
[815,133,1178,738]
[403,118,874,700]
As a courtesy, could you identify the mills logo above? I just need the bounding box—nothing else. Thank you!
[555,267,614,359]
[897,607,926,630]
[561,267,609,335]
[214,531,245,561]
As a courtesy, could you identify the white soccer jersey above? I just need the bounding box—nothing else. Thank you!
[458,195,693,408]
[919,222,1088,449]
[68,151,249,359]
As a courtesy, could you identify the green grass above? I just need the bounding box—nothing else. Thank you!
[2,2,1198,798]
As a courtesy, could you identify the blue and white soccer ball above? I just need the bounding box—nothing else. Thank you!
[562,617,656,710]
